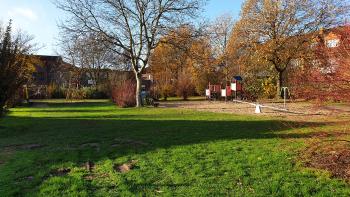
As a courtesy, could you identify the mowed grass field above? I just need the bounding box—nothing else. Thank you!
[0,100,349,196]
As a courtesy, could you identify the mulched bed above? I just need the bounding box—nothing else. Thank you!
[302,132,350,182]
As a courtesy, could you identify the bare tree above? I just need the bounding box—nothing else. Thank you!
[209,14,234,58]
[208,14,235,82]
[62,33,115,86]
[55,0,205,107]
[233,0,349,98]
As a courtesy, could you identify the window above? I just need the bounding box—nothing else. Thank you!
[326,39,340,48]
[290,59,302,68]
[320,59,338,74]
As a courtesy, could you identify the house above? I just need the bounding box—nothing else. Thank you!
[31,55,75,87]
[28,55,77,98]
[286,26,350,81]
[28,55,154,98]
[316,27,350,73]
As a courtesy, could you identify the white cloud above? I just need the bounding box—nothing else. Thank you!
[8,7,38,21]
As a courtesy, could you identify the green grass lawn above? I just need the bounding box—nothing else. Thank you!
[0,100,349,196]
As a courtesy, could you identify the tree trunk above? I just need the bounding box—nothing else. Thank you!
[276,71,283,99]
[0,100,6,117]
[135,72,142,107]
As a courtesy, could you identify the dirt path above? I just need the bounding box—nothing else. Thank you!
[159,100,350,119]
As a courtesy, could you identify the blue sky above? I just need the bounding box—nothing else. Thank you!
[0,0,244,55]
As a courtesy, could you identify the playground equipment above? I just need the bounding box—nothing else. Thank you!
[231,76,243,100]
[206,83,222,100]
[205,78,300,114]
[206,76,243,101]
[233,99,294,114]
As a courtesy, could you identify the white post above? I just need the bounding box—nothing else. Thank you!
[255,104,262,114]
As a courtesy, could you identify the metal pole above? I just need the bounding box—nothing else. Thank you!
[235,90,237,101]
[284,89,286,109]
[281,87,288,109]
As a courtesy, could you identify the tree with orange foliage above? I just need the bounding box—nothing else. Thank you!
[150,26,216,99]
[230,0,348,99]
[187,36,217,95]
[150,27,193,100]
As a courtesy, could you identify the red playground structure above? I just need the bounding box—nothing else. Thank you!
[206,83,222,100]
[206,76,243,100]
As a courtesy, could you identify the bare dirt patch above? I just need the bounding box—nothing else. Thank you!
[310,131,349,138]
[159,100,345,117]
[303,140,350,182]
[114,160,138,173]
[82,161,97,181]
[300,126,350,182]
[84,161,95,172]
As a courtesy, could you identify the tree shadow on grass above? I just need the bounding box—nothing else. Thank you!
[0,102,331,195]
[0,115,324,155]
[14,109,116,113]
[27,101,113,109]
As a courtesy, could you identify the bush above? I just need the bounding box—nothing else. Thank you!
[112,80,136,107]
[176,70,195,100]
[83,87,109,99]
[242,76,263,101]
[66,88,87,100]
[54,86,109,100]
[262,77,277,99]
[52,87,66,99]
[47,84,66,99]
[159,83,174,100]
